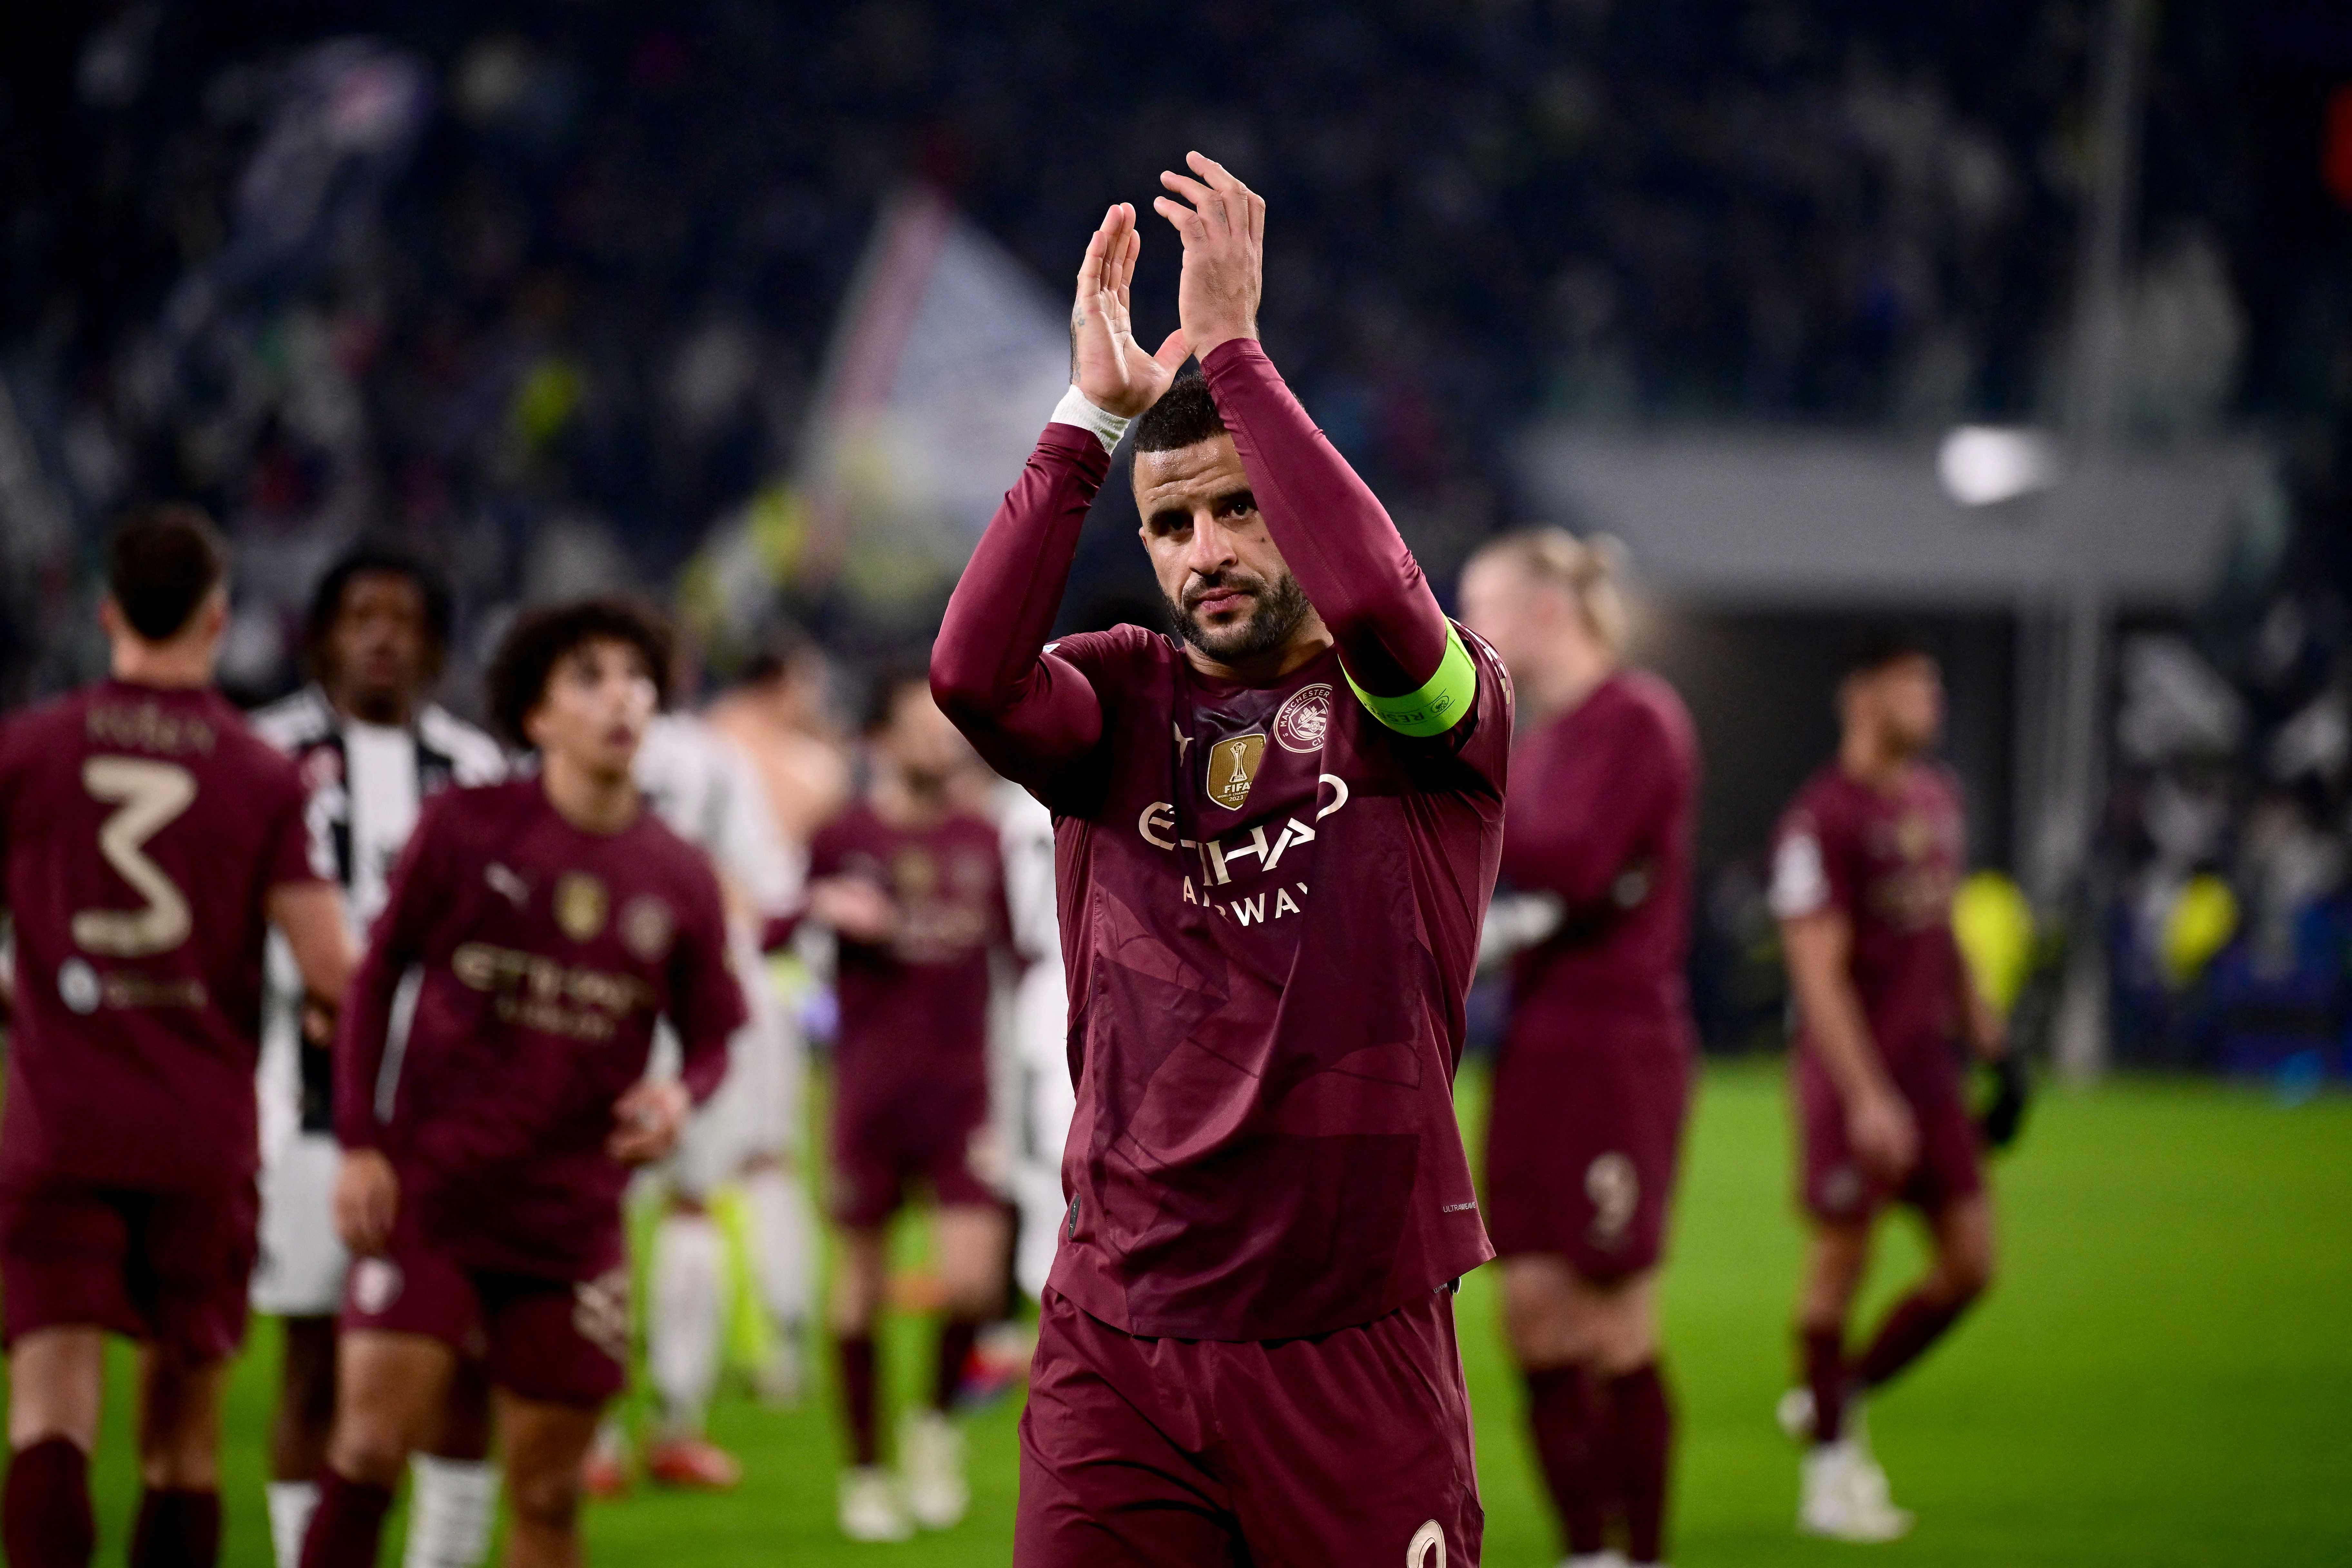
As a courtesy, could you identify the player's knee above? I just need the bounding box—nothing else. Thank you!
[940,1270,1004,1321]
[327,1425,411,1488]
[506,1461,583,1534]
[1502,1291,1589,1369]
[829,1289,879,1335]
[139,1443,221,1491]
[325,1398,422,1488]
[1592,1299,1659,1375]
[1940,1241,1995,1304]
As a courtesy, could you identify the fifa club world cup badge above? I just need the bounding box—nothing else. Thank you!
[1207,733,1266,811]
[554,872,608,941]
[1273,682,1333,754]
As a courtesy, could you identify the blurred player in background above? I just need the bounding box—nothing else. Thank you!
[0,507,353,1568]
[705,630,853,851]
[702,634,848,1384]
[299,601,744,1568]
[933,162,1508,1565]
[1462,531,1700,1568]
[248,545,507,1568]
[588,702,808,1493]
[800,671,1010,1543]
[1768,628,2006,1542]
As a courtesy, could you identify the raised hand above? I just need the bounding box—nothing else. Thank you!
[1152,151,1263,363]
[1071,202,1189,418]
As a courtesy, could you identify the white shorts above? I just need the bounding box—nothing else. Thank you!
[252,1132,348,1317]
[1009,959,1075,1301]
[660,958,804,1202]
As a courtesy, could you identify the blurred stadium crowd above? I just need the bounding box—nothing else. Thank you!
[3,0,2350,1068]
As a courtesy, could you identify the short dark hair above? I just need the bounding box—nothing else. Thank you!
[304,541,454,678]
[863,663,932,736]
[1839,621,1937,682]
[1131,372,1227,454]
[485,597,675,748]
[106,503,227,641]
[740,621,815,687]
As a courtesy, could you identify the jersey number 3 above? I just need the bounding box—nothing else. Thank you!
[73,756,197,957]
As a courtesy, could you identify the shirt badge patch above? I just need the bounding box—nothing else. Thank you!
[1272,683,1334,754]
[554,872,608,942]
[620,895,675,962]
[1205,732,1267,811]
[892,847,938,898]
[351,1257,403,1315]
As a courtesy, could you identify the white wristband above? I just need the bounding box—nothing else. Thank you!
[1049,385,1131,456]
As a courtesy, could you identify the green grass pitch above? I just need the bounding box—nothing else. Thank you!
[39,1057,2352,1564]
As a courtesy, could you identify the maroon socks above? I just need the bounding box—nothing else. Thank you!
[1605,1363,1673,1565]
[4,1437,96,1568]
[1524,1365,1607,1556]
[1855,1288,1973,1391]
[129,1488,220,1568]
[1527,1362,1675,1564]
[837,1334,881,1466]
[1802,1325,1848,1444]
[298,1470,393,1568]
[932,1318,981,1412]
[4,1447,222,1568]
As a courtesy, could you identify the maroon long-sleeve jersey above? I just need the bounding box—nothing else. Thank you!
[0,680,328,1192]
[933,341,1510,1341]
[1501,670,1700,1042]
[811,801,1007,1130]
[1769,760,1968,1070]
[336,777,744,1280]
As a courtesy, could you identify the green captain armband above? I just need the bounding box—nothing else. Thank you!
[1342,624,1479,737]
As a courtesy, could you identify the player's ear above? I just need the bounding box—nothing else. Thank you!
[196,585,231,642]
[97,595,124,642]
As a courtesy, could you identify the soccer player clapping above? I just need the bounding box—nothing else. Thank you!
[933,155,1512,1566]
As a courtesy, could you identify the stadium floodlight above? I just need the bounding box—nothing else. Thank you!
[1936,425,2063,507]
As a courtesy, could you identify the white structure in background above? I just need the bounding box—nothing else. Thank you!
[1937,426,2063,508]
[995,783,1073,1302]
[695,187,1072,637]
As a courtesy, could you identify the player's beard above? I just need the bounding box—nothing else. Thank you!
[1167,569,1313,667]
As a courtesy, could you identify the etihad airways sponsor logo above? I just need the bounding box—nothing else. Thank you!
[1136,774,1350,920]
[450,940,654,1040]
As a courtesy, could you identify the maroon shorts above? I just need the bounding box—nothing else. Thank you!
[0,1175,257,1359]
[339,1213,628,1409]
[1795,1046,1984,1224]
[1484,1019,1693,1279]
[1015,1286,1482,1567]
[830,1099,999,1230]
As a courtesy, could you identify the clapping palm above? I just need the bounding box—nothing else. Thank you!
[1070,203,1189,418]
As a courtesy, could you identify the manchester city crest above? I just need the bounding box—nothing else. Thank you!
[1206,733,1267,811]
[620,894,675,961]
[1273,682,1333,754]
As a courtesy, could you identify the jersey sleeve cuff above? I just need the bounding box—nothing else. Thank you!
[1048,385,1132,456]
[1342,623,1479,737]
